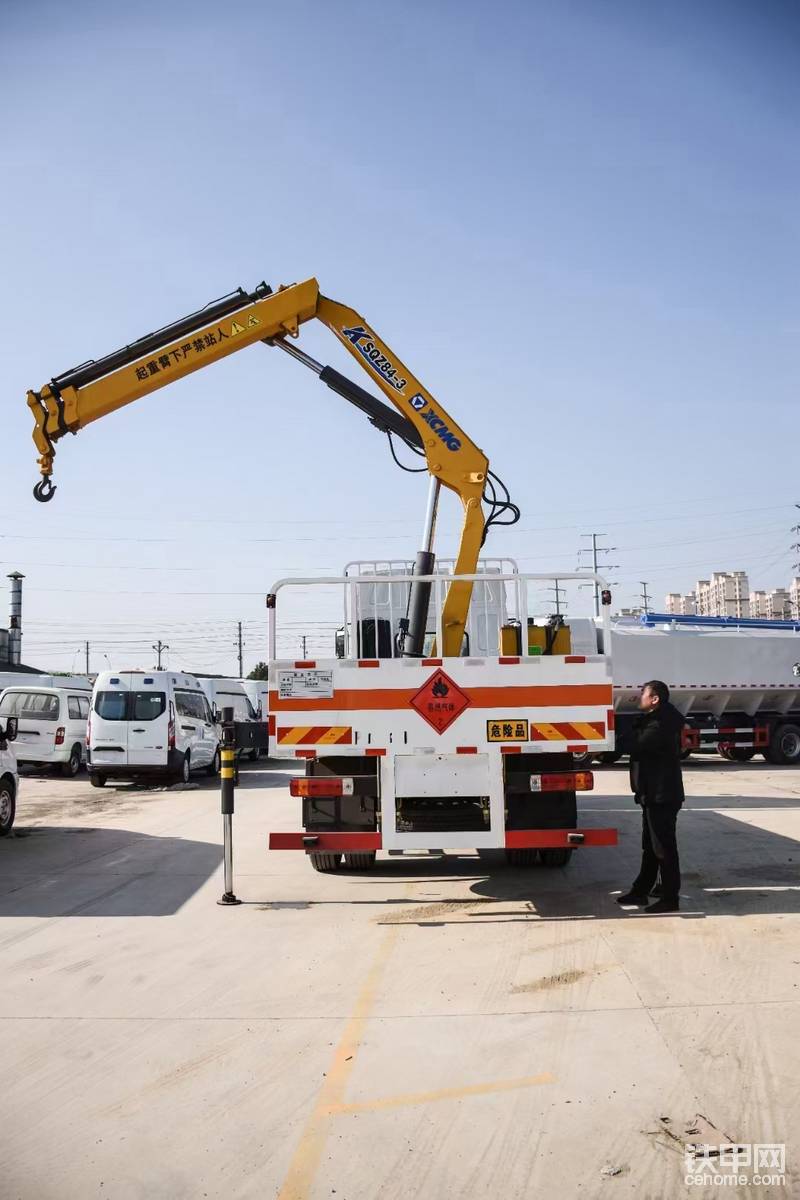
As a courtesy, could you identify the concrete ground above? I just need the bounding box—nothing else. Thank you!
[2,759,799,1200]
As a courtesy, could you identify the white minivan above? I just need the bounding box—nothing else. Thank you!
[88,671,220,787]
[0,685,92,776]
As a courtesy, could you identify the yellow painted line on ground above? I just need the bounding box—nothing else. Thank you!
[276,918,404,1200]
[324,1071,555,1116]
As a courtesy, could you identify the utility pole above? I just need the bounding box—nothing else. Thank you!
[237,622,244,678]
[85,641,90,675]
[639,582,652,614]
[152,640,169,669]
[301,635,307,658]
[547,581,567,616]
[579,534,620,617]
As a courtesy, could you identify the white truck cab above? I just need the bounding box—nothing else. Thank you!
[88,671,219,787]
[0,714,19,836]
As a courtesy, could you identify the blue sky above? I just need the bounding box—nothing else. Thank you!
[1,0,798,672]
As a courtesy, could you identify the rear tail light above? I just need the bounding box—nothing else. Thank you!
[268,713,275,737]
[530,771,593,793]
[86,715,91,746]
[55,726,65,746]
[168,701,176,750]
[290,777,354,798]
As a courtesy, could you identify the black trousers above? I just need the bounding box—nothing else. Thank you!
[631,803,681,901]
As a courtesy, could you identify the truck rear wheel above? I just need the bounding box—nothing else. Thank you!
[765,723,800,766]
[309,852,342,873]
[342,852,376,871]
[540,848,573,867]
[505,848,539,866]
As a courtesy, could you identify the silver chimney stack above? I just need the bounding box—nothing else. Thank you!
[7,572,24,665]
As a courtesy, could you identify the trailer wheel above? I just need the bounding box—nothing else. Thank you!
[505,848,539,866]
[309,852,342,873]
[342,852,376,871]
[540,848,574,867]
[766,723,800,766]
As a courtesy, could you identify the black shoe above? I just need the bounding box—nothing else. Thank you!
[650,882,665,898]
[616,891,650,906]
[644,897,680,914]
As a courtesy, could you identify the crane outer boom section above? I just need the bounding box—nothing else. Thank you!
[317,296,487,657]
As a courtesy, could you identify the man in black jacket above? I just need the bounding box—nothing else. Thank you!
[617,679,685,914]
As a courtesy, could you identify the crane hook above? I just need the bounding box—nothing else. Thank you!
[33,476,56,503]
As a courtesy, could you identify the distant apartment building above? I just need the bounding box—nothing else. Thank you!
[751,588,793,621]
[792,578,800,621]
[666,572,800,622]
[665,591,697,616]
[696,572,750,618]
[665,572,749,618]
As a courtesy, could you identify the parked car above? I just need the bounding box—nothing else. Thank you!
[88,671,220,787]
[0,713,19,835]
[0,685,91,776]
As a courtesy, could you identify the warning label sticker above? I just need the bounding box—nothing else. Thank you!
[277,669,334,700]
[410,669,471,734]
[487,719,529,742]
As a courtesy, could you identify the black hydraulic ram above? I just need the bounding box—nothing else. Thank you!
[51,282,274,393]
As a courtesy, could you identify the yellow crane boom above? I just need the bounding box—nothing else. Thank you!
[27,277,515,656]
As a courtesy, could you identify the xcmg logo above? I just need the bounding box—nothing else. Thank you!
[341,325,407,392]
[409,393,461,452]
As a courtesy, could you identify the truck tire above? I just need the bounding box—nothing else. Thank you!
[309,852,342,873]
[0,778,15,836]
[540,848,573,867]
[505,848,539,866]
[90,773,106,788]
[599,751,622,765]
[766,723,800,766]
[342,852,376,871]
[206,748,220,777]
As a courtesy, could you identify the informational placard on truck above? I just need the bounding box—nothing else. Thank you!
[277,669,335,700]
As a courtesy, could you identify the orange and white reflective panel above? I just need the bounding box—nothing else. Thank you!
[530,721,605,742]
[277,726,353,746]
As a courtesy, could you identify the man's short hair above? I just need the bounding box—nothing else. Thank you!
[643,679,669,704]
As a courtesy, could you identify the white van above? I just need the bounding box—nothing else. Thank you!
[198,677,266,762]
[88,671,219,787]
[0,713,19,835]
[0,685,92,776]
